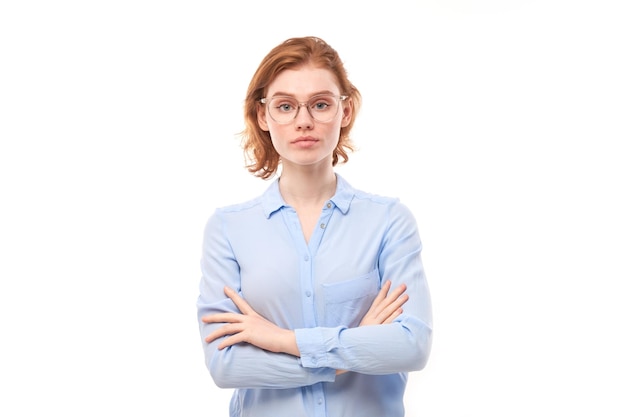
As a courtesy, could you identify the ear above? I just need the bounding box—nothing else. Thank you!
[257,102,269,131]
[340,98,353,128]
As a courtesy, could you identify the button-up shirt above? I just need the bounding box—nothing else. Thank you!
[197,174,433,417]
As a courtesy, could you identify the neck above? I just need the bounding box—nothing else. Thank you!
[279,167,337,208]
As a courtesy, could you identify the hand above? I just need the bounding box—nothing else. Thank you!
[359,280,408,326]
[336,281,408,376]
[202,287,300,356]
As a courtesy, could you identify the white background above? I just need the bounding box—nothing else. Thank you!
[1,1,625,416]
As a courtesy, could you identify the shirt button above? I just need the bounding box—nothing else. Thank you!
[326,203,331,208]
[317,398,323,405]
[305,290,311,297]
[320,223,326,229]
[304,254,309,261]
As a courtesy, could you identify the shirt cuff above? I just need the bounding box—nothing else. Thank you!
[295,326,343,369]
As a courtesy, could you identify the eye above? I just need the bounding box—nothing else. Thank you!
[309,96,334,111]
[273,99,297,113]
[277,103,294,112]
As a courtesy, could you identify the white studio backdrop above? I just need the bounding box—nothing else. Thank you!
[1,1,625,416]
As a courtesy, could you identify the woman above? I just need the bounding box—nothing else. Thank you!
[197,36,433,417]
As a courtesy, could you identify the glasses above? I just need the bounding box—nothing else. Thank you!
[260,94,347,124]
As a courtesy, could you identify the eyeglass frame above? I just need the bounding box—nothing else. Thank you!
[259,94,348,124]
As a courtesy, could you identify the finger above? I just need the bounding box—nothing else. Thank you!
[378,293,409,320]
[386,283,407,302]
[205,323,243,344]
[382,308,403,325]
[217,333,247,350]
[370,283,407,317]
[224,287,257,316]
[368,293,408,324]
[368,280,392,312]
[380,284,408,309]
[374,280,392,304]
[201,312,242,324]
[210,325,249,350]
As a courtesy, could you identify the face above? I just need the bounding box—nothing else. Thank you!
[257,64,352,171]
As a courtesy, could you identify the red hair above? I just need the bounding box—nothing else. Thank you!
[240,36,362,179]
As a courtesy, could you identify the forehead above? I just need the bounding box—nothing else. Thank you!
[267,65,340,98]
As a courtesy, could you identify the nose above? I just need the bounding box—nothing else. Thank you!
[294,103,314,130]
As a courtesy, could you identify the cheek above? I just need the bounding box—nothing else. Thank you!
[330,122,344,142]
[266,126,286,149]
[267,125,280,141]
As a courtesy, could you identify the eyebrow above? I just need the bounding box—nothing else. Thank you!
[269,90,339,99]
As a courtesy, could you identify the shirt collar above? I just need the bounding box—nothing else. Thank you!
[261,173,355,219]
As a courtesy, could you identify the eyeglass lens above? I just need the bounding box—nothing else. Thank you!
[267,95,341,123]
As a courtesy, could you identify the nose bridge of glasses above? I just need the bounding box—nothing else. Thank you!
[295,100,315,120]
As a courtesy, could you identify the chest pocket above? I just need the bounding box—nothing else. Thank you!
[322,269,380,328]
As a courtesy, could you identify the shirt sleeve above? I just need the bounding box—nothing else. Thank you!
[196,210,336,389]
[295,201,433,374]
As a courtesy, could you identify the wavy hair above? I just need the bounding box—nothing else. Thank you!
[240,36,362,179]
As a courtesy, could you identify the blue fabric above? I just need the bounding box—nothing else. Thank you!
[197,174,433,417]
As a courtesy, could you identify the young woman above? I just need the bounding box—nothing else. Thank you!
[197,36,433,417]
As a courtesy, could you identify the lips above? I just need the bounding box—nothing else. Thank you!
[292,136,318,144]
[292,136,319,148]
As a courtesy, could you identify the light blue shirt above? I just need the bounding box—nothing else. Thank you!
[197,174,433,417]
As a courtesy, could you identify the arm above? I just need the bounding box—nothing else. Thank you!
[203,280,408,360]
[295,202,433,375]
[198,202,431,384]
[196,211,335,389]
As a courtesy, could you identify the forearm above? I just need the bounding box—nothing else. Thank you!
[202,327,334,389]
[198,294,328,389]
[296,253,433,374]
[296,315,432,374]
